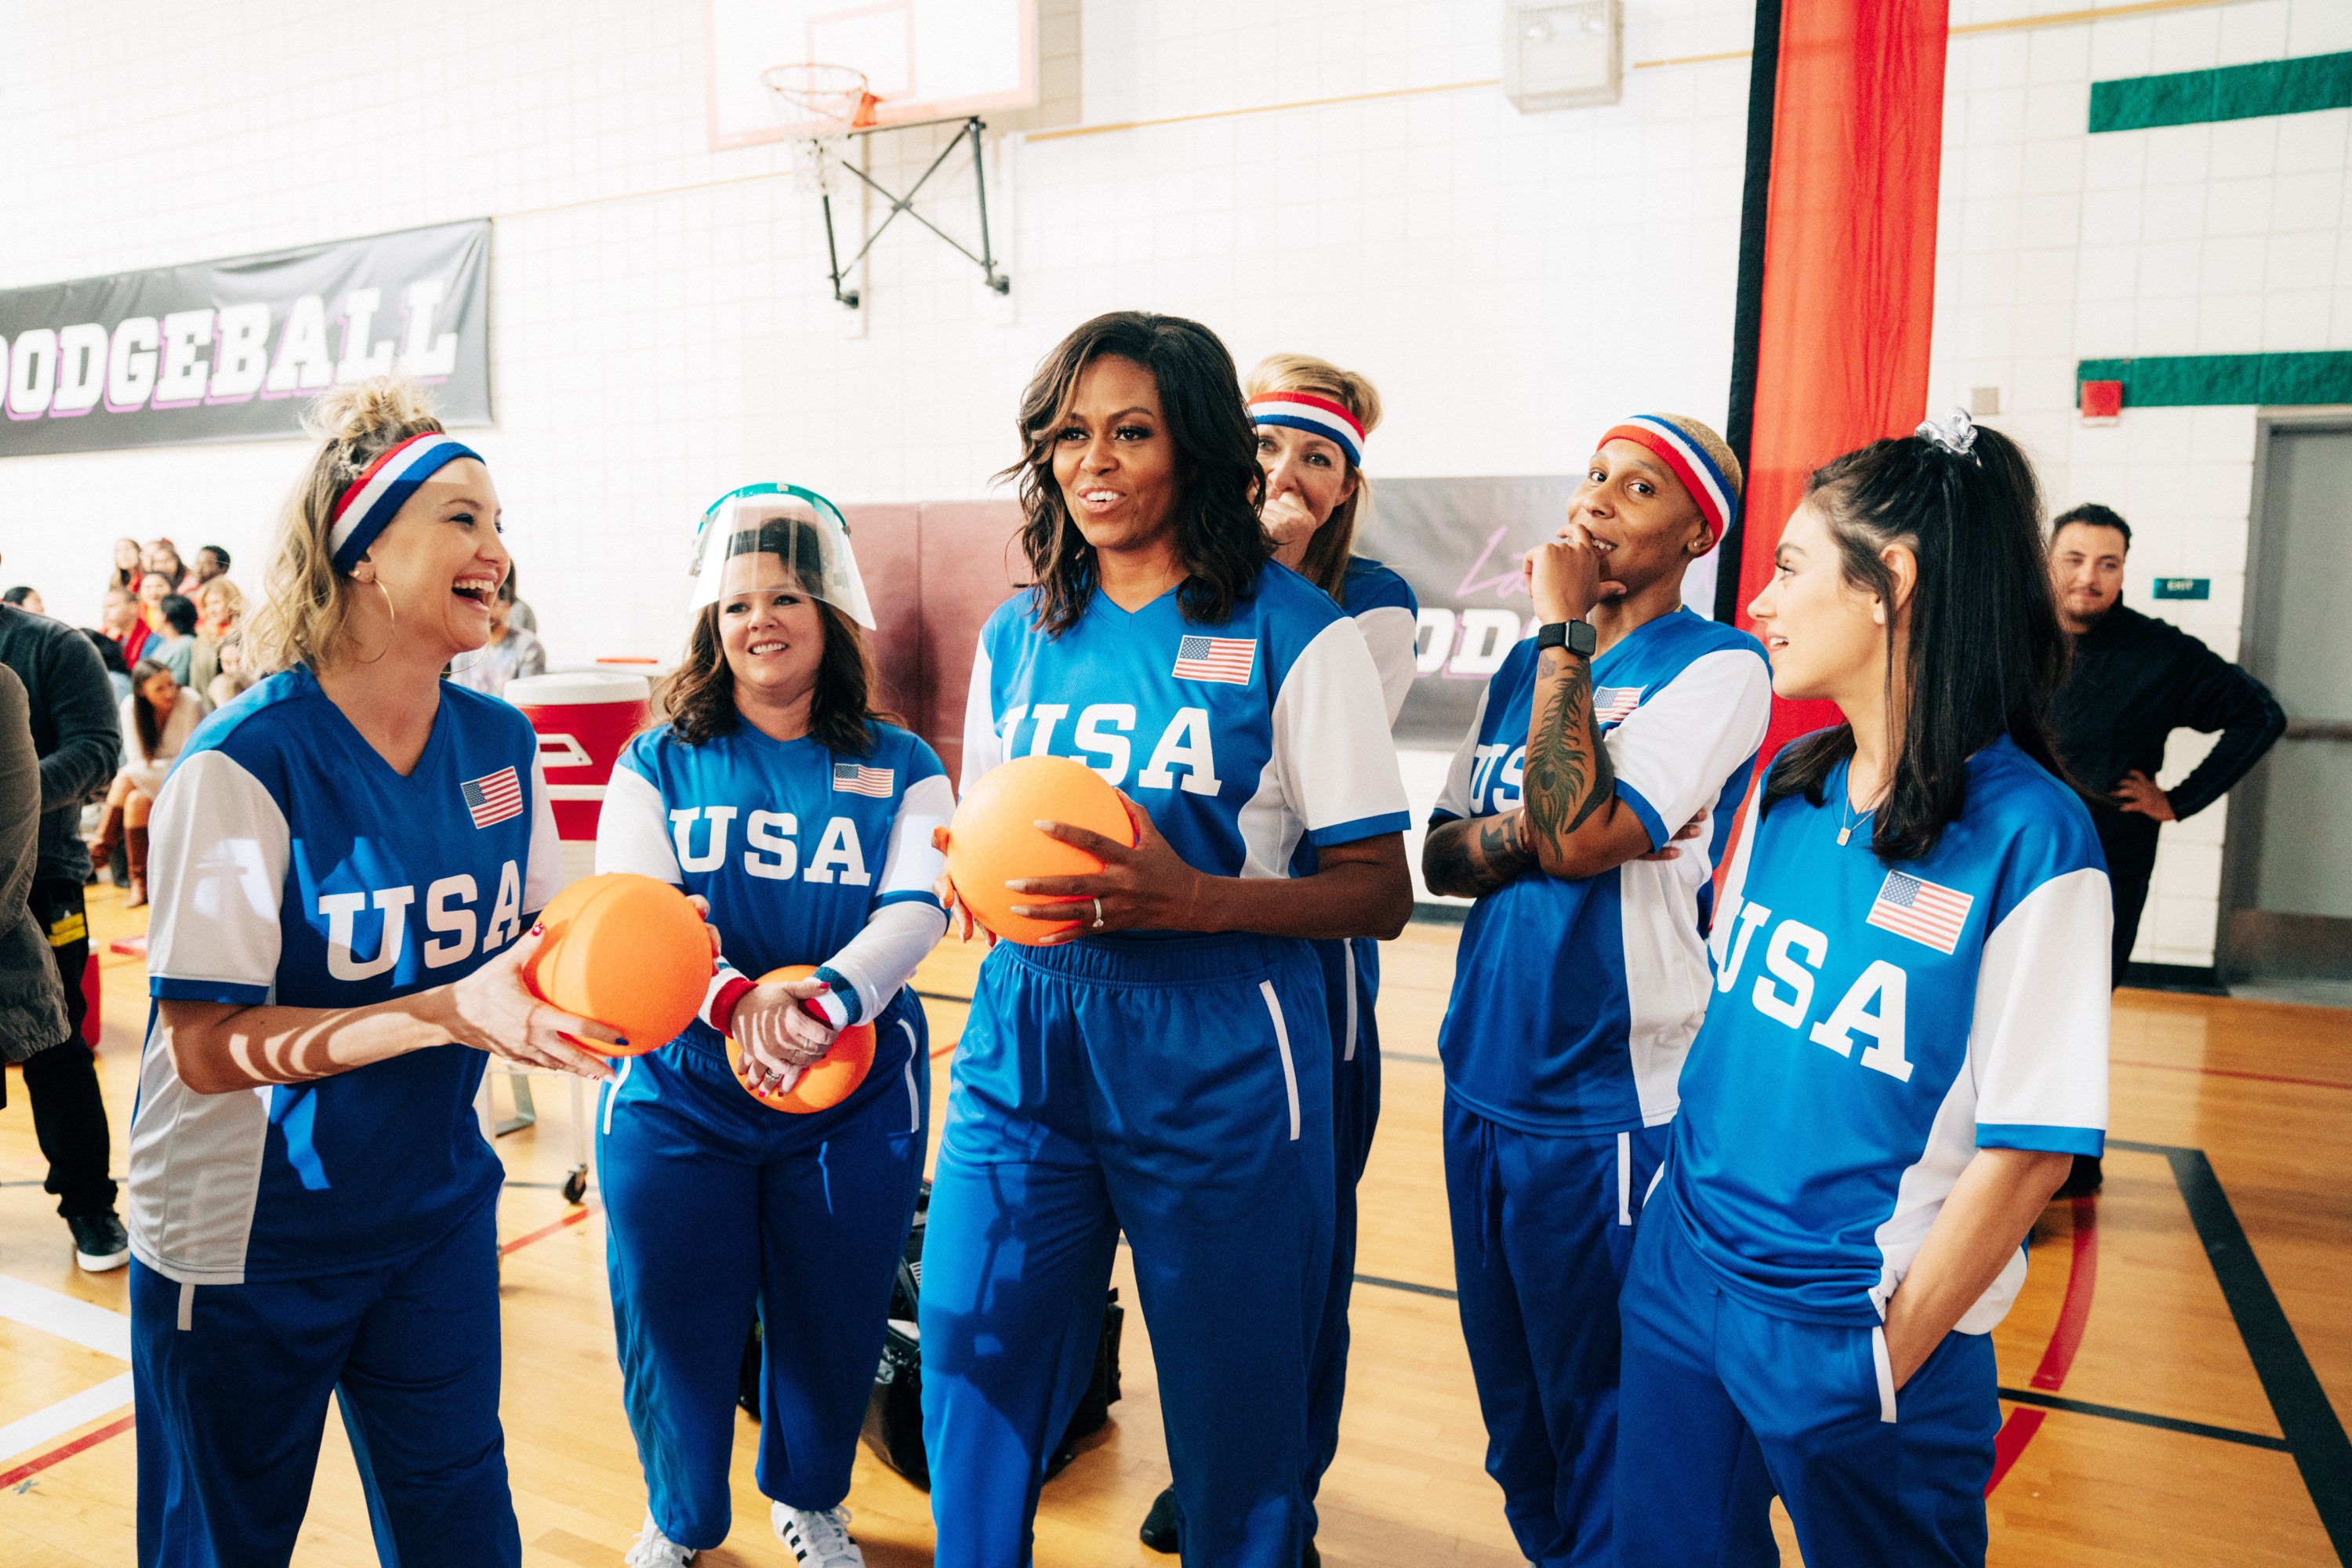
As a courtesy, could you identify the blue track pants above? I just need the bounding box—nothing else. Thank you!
[597,996,929,1550]
[130,1202,517,1568]
[1616,1196,2002,1568]
[921,934,1333,1568]
[1443,1098,1666,1568]
[1304,935,1380,1529]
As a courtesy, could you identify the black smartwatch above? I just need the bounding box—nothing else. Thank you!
[1535,619,1598,658]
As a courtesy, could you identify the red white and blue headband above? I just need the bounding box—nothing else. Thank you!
[1248,391,1366,468]
[1597,416,1737,542]
[328,432,484,574]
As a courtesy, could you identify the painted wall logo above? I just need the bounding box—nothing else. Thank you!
[0,219,489,458]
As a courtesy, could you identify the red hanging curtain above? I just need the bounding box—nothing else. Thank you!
[1734,0,1952,767]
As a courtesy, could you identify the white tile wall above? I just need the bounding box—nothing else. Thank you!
[1936,0,2347,967]
[0,0,1755,668]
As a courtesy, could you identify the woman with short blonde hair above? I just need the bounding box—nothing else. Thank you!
[128,377,630,1567]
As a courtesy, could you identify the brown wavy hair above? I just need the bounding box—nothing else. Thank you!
[652,520,898,755]
[1000,311,1269,638]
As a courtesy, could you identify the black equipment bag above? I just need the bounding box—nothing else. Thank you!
[738,1181,1125,1489]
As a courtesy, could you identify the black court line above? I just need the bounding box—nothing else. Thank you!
[2112,1138,2352,1561]
[915,989,973,1006]
[1354,1272,1457,1301]
[1995,1386,2289,1451]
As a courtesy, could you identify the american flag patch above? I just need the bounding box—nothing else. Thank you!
[1594,686,1645,725]
[1172,636,1256,684]
[460,766,524,829]
[832,761,894,798]
[1866,870,1974,955]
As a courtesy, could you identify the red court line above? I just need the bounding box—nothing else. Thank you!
[0,1412,136,1490]
[930,1042,956,1060]
[2031,1199,2099,1391]
[2111,1057,2352,1093]
[1985,1406,2046,1494]
[1987,1196,2100,1494]
[499,1203,597,1257]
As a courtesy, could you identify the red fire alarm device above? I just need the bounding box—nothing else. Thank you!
[2080,379,2123,423]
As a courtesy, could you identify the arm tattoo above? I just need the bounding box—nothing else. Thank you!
[1522,647,1615,858]
[1422,809,1535,898]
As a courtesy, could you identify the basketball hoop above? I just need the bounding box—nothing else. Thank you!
[761,64,880,195]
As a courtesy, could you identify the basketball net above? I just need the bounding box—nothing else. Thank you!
[761,64,879,197]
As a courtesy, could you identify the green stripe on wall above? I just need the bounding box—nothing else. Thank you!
[2078,354,2352,407]
[2090,52,2352,132]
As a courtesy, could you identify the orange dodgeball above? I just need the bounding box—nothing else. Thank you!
[522,873,712,1056]
[731,964,877,1112]
[941,754,1134,945]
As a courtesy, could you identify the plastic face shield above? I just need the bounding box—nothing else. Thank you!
[685,485,875,630]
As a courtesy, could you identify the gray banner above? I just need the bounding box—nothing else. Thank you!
[0,219,491,458]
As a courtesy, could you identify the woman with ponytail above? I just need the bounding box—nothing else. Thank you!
[1613,412,2109,1567]
[128,378,630,1567]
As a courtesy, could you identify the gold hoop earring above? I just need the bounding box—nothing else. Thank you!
[358,576,397,665]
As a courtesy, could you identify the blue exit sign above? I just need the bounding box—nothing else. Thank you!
[2154,577,2209,601]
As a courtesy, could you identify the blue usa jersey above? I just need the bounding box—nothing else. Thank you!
[1338,557,1419,725]
[592,719,950,1052]
[1668,734,2111,1329]
[962,567,1411,927]
[1431,608,1771,1134]
[129,667,562,1285]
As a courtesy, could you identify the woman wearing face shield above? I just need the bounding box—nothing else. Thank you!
[591,491,951,1568]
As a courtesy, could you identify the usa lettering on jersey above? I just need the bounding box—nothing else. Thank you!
[320,859,528,981]
[997,704,1225,797]
[1714,901,1916,1084]
[668,806,874,886]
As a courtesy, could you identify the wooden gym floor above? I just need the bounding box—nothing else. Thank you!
[2,887,2347,1566]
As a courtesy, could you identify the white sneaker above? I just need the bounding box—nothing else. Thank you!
[773,1502,864,1567]
[623,1515,695,1567]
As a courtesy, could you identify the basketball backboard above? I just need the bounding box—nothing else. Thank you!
[704,0,1037,149]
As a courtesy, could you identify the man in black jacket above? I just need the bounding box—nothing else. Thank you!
[2045,505,2285,1192]
[0,587,132,1269]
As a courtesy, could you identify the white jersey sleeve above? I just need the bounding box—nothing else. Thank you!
[1968,866,2111,1152]
[822,899,949,1024]
[1431,684,1492,824]
[595,759,686,884]
[1606,648,1772,851]
[1355,604,1420,728]
[875,772,953,906]
[958,634,1003,797]
[524,755,563,913]
[145,750,289,1003]
[1274,619,1411,844]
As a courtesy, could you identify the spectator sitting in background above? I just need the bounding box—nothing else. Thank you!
[88,659,209,909]
[100,584,151,666]
[2045,502,2285,1196]
[142,538,193,595]
[107,537,142,593]
[207,629,255,711]
[136,571,172,633]
[194,575,244,642]
[503,561,539,635]
[4,586,44,616]
[190,543,230,589]
[450,575,546,698]
[148,595,200,688]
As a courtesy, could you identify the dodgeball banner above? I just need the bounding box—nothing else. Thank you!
[0,219,489,458]
[1360,477,1720,750]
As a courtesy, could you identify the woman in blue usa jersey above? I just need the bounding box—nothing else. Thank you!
[1615,411,2107,1568]
[923,312,1414,1568]
[1420,412,1771,1568]
[131,379,621,1568]
[1136,351,1421,1563]
[592,490,951,1568]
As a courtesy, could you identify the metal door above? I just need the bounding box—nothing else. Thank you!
[2222,419,2352,985]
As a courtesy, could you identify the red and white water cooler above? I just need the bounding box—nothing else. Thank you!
[504,671,652,889]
